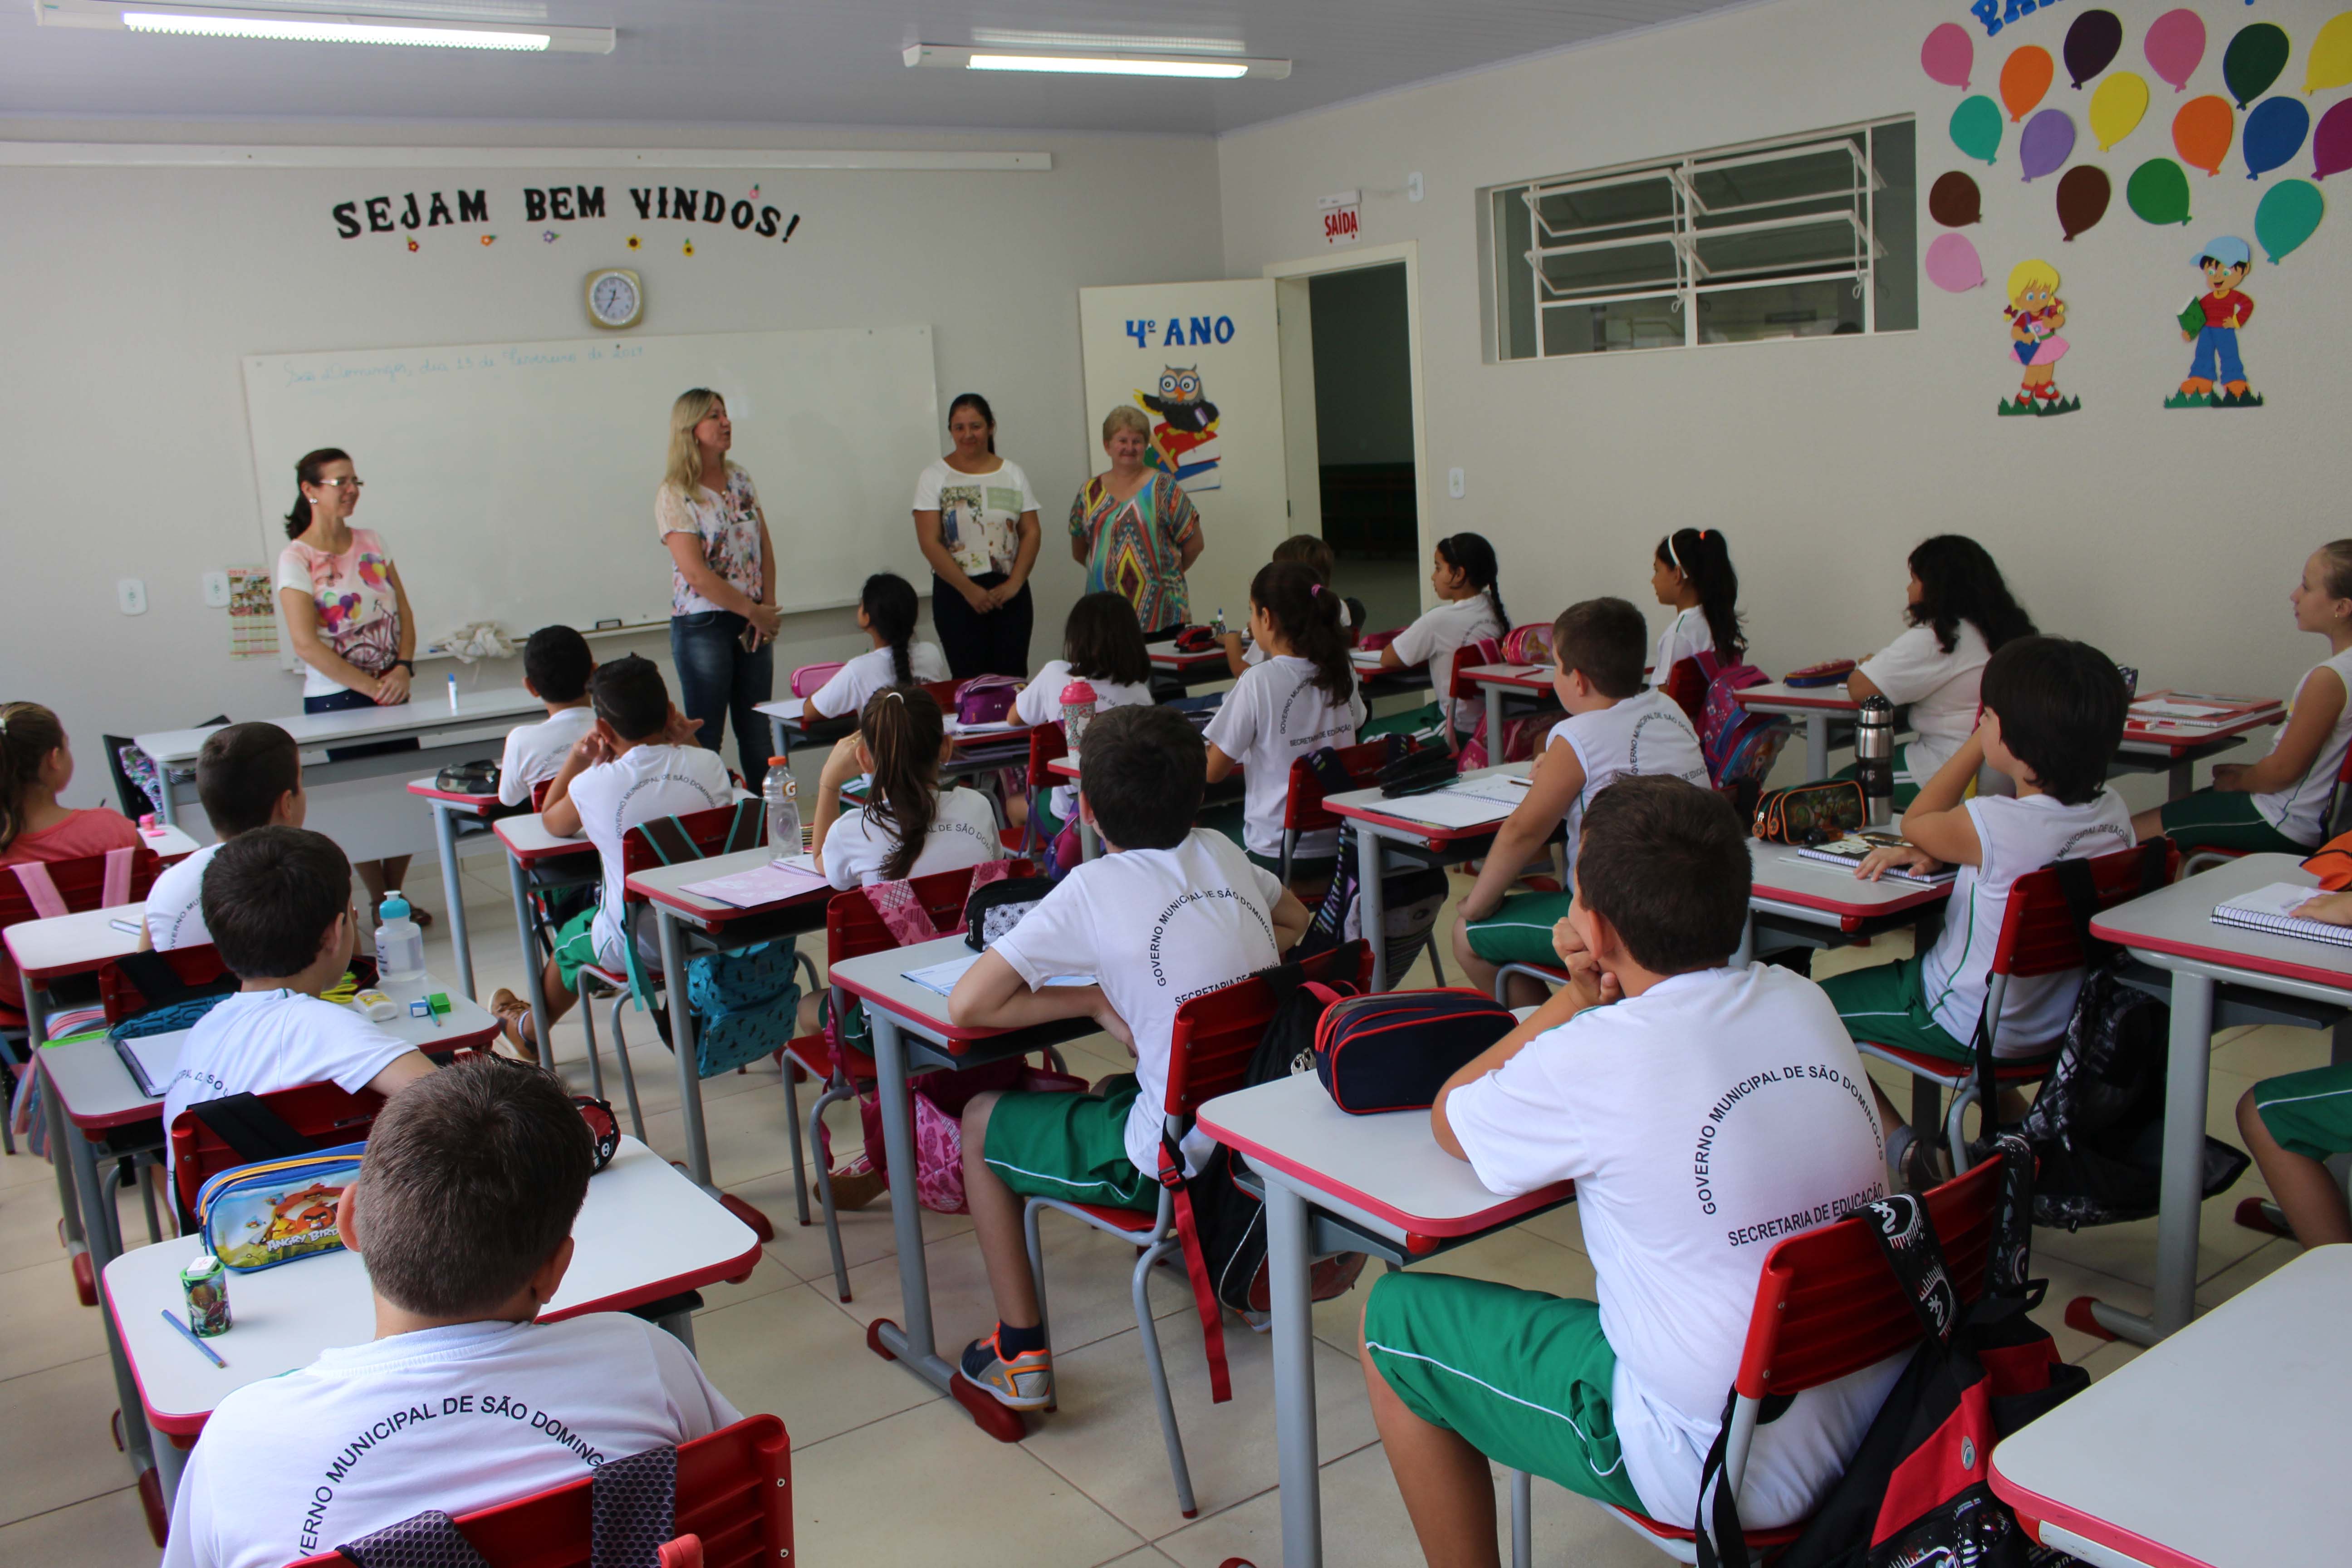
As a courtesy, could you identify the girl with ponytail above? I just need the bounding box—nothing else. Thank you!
[0,701,141,866]
[1650,527,1746,686]
[1372,531,1509,744]
[813,686,1002,887]
[806,573,950,719]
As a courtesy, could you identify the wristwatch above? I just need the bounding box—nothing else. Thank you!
[391,659,416,673]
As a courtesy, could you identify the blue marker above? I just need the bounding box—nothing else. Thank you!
[447,672,460,713]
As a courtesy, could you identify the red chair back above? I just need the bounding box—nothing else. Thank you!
[0,844,163,1023]
[823,858,1035,967]
[1991,839,2178,982]
[618,802,764,882]
[1280,739,1404,836]
[169,1079,386,1224]
[98,943,231,1023]
[1446,636,1505,708]
[1735,1155,2002,1401]
[289,1413,791,1568]
[1162,943,1371,1116]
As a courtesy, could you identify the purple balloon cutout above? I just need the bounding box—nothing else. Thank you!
[2318,100,2352,182]
[2020,109,2077,182]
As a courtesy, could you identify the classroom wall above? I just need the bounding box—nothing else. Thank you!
[1309,263,1416,466]
[1218,0,2352,793]
[0,120,1225,821]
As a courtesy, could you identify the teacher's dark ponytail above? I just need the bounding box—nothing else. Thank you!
[948,392,997,456]
[284,447,352,540]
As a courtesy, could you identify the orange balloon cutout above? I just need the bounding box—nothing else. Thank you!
[2172,94,2235,178]
[2001,45,2055,123]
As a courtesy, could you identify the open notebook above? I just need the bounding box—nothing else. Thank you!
[2211,883,2352,951]
[113,1032,184,1099]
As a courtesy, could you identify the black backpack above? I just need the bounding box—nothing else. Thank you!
[1298,822,1451,982]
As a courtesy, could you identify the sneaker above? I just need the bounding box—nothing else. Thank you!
[824,1154,887,1212]
[489,988,539,1064]
[2179,377,2214,397]
[2222,380,2251,398]
[959,1332,1054,1410]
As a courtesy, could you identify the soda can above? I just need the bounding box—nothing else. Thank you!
[181,1253,232,1337]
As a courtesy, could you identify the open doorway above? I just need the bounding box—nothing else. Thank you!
[1302,262,1421,632]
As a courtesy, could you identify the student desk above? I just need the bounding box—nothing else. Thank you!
[405,776,517,1001]
[1196,1072,1575,1568]
[103,1134,762,1506]
[825,934,1098,1440]
[2080,852,2352,1346]
[1743,838,1952,962]
[1458,662,1556,754]
[1990,1244,2350,1568]
[1044,738,1241,865]
[1350,648,1435,706]
[1324,763,1534,991]
[137,822,202,862]
[1149,643,1235,691]
[1731,681,1862,780]
[755,695,856,761]
[490,811,601,1058]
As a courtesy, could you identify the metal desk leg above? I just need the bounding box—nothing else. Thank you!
[2167,757,2193,799]
[27,985,88,1273]
[1358,829,1390,992]
[155,774,178,828]
[1078,807,1101,863]
[867,1011,954,1391]
[1267,1179,1323,1568]
[505,851,553,1063]
[147,1413,186,1504]
[70,1115,126,1266]
[654,910,713,1191]
[1805,714,1830,780]
[76,1128,156,1475]
[1734,911,1755,969]
[769,714,792,760]
[1485,684,1504,757]
[2087,970,2214,1345]
[428,802,475,1000]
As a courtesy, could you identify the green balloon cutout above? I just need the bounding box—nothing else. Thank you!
[2127,157,2193,226]
[2256,179,2326,263]
[1950,95,2003,167]
[2223,22,2292,110]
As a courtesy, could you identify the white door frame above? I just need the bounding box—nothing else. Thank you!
[1261,240,1431,605]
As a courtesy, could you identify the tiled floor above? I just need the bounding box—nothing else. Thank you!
[0,849,2318,1565]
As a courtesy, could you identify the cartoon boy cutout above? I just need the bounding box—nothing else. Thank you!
[2004,260,2069,411]
[2180,235,2255,401]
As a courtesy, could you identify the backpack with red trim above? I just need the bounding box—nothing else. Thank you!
[1695,651,1789,810]
[1700,1135,2087,1568]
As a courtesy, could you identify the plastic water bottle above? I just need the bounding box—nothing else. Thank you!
[1211,607,1228,637]
[1060,679,1098,753]
[764,757,802,853]
[374,893,425,983]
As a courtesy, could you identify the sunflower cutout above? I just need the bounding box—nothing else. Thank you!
[682,237,696,257]
[627,234,642,250]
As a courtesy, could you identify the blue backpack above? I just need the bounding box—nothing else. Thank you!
[622,800,804,1080]
[1694,650,1791,791]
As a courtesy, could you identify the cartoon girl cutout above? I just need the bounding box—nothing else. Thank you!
[2004,260,2069,411]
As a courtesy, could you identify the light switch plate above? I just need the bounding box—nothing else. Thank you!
[1447,467,1465,499]
[1406,171,1424,203]
[202,570,230,608]
[117,578,148,616]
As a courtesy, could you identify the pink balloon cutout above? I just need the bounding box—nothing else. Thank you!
[1925,232,1988,292]
[2317,100,2352,181]
[2145,8,2206,94]
[1922,22,1975,90]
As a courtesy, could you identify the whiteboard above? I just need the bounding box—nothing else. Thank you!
[241,325,941,648]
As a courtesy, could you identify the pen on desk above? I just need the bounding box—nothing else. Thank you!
[447,672,461,714]
[161,1309,227,1367]
[109,917,143,936]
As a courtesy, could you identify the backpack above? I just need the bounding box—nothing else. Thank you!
[951,673,1021,726]
[962,872,1054,950]
[1705,1136,2087,1568]
[1695,650,1787,790]
[1296,823,1450,981]
[623,802,804,1080]
[1458,713,1555,772]
[1500,623,1554,666]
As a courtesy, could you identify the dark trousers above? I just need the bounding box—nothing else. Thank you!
[931,573,1034,679]
[669,610,776,788]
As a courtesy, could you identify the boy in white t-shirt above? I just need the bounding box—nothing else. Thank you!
[142,722,304,952]
[497,624,598,808]
[1367,777,1897,1551]
[1455,598,1709,1006]
[489,656,732,1062]
[162,1056,742,1568]
[1822,636,2135,1185]
[162,826,435,1187]
[947,706,1311,1411]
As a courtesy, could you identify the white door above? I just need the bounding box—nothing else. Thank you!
[1077,280,1289,632]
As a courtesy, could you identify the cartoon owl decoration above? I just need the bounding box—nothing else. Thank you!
[1141,366,1219,434]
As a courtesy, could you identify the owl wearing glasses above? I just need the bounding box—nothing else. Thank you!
[1140,366,1218,434]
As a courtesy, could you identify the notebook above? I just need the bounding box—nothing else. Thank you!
[901,953,1096,998]
[1796,833,1959,886]
[2211,882,2352,950]
[680,862,829,908]
[113,1032,184,1099]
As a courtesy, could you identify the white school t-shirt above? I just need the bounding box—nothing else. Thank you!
[143,839,223,951]
[1920,788,2136,1050]
[563,744,735,966]
[1855,621,1992,784]
[497,706,597,808]
[1651,607,1715,692]
[160,1313,742,1568]
[823,786,1003,888]
[2249,647,2352,845]
[1389,596,1505,734]
[1239,598,1352,668]
[1544,690,1710,866]
[806,642,952,720]
[912,457,1041,579]
[1013,659,1154,820]
[1441,965,1901,1529]
[991,829,1285,1177]
[162,990,417,1185]
[1203,655,1367,859]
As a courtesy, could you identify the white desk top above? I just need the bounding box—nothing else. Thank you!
[105,1136,762,1434]
[825,934,990,1044]
[1458,662,1552,689]
[2092,852,2352,996]
[1990,1244,2350,1568]
[1748,838,1952,923]
[1325,762,1532,844]
[1196,1071,1572,1248]
[754,696,806,723]
[493,811,596,861]
[4,902,147,980]
[135,687,542,766]
[625,845,832,927]
[139,823,201,861]
[1735,680,1858,713]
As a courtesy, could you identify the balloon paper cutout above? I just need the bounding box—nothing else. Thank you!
[2128,157,2194,225]
[2003,46,2056,122]
[1922,22,1975,90]
[1929,170,1984,226]
[1952,95,2004,166]
[2244,98,2311,181]
[2309,12,2352,96]
[2065,10,2124,90]
[1925,232,1987,292]
[2058,165,2112,240]
[2255,178,2326,261]
[2174,95,2235,177]
[2145,9,2207,94]
[2091,71,2151,150]
[2223,23,2292,109]
[2020,109,2077,182]
[2317,98,2352,181]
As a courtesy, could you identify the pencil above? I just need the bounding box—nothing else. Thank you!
[161,1309,227,1367]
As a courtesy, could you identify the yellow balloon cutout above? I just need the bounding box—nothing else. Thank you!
[2091,71,2151,152]
[2308,12,2352,94]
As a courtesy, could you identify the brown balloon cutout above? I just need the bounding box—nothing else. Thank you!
[2057,163,2112,241]
[1930,170,1984,227]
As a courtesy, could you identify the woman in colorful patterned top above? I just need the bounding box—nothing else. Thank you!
[1068,404,1204,639]
[276,446,421,911]
[658,388,781,788]
[912,392,1042,679]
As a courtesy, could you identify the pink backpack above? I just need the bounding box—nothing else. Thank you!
[1695,651,1785,786]
[789,662,843,700]
[1501,623,1554,666]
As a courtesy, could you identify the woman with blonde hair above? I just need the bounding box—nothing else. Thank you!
[1068,403,1204,639]
[658,388,781,787]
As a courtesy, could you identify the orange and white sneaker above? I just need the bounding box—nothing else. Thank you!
[2179,377,2215,397]
[960,1331,1054,1410]
[2222,380,2251,399]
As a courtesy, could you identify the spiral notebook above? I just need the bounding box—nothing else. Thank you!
[2211,883,2352,951]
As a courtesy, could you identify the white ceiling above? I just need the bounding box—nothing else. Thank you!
[0,0,1757,136]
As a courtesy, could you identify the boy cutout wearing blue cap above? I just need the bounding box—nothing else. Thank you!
[2171,236,2262,409]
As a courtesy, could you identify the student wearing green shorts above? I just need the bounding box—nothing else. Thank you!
[1367,777,1900,1559]
[947,706,1310,1412]
[1452,597,1708,1007]
[2238,887,2352,1247]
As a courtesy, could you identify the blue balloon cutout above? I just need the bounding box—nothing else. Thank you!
[2244,97,2312,181]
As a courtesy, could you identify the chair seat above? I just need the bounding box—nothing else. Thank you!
[578,963,650,992]
[783,1031,875,1084]
[1856,1038,2059,1087]
[1607,1503,1804,1553]
[1033,1195,1160,1237]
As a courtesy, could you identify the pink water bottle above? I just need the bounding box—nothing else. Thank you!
[1060,678,1098,752]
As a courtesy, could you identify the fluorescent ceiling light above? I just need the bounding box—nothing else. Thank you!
[905,43,1289,80]
[37,0,614,52]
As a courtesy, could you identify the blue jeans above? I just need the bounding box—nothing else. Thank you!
[669,611,776,788]
[2189,324,2245,386]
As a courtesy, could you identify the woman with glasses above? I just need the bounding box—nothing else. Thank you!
[276,446,423,914]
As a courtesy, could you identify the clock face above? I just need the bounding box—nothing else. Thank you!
[588,270,640,327]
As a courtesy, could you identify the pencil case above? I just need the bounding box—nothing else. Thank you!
[1753,780,1866,845]
[1782,659,1857,689]
[197,1143,365,1273]
[1312,990,1517,1114]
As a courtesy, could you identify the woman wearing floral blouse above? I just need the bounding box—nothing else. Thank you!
[657,388,781,788]
[1068,404,1204,639]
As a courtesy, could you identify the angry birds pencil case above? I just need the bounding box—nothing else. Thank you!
[197,1144,365,1273]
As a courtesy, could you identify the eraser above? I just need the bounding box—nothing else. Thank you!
[410,1000,432,1018]
[428,992,452,1015]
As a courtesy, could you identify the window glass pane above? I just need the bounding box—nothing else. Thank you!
[1691,216,1860,281]
[1541,296,1684,356]
[1538,238,1680,298]
[1493,186,1538,360]
[1530,175,1676,240]
[1694,279,1862,344]
[1871,120,1920,333]
[1687,145,1862,214]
